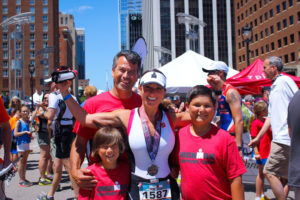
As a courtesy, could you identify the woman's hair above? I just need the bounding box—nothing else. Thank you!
[248,101,268,133]
[9,96,22,110]
[84,86,97,98]
[91,126,125,161]
[186,85,216,106]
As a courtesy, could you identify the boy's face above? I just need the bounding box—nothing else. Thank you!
[97,143,120,169]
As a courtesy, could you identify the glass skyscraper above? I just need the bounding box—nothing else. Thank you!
[118,0,143,50]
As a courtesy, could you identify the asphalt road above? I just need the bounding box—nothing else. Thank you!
[0,136,295,200]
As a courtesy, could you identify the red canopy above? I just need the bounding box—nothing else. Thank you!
[226,59,300,95]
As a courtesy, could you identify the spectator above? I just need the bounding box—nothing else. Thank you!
[8,96,22,117]
[81,85,97,107]
[173,95,185,112]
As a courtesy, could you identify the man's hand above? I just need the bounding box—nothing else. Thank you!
[207,75,222,90]
[71,168,97,190]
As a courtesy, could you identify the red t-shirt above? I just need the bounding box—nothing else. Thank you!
[250,118,272,159]
[78,161,130,200]
[0,96,9,123]
[174,124,247,200]
[73,91,142,140]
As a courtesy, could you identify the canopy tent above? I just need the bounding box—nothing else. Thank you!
[226,59,300,95]
[159,50,238,94]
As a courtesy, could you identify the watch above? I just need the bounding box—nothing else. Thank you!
[213,90,222,95]
[237,146,243,151]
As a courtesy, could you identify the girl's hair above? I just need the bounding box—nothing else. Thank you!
[248,101,268,133]
[186,85,216,106]
[91,126,125,161]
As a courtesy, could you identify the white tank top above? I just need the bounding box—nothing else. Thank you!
[127,108,175,179]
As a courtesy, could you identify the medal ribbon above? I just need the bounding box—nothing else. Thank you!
[139,106,161,162]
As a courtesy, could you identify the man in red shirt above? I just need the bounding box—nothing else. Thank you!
[0,95,12,199]
[70,51,142,190]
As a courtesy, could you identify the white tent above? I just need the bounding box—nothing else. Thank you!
[159,50,238,94]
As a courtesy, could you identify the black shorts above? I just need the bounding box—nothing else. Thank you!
[54,125,74,159]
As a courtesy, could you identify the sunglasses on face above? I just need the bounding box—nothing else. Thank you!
[207,70,220,75]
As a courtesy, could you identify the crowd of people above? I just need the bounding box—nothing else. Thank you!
[0,52,299,200]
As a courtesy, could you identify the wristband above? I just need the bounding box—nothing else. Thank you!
[213,90,222,95]
[237,146,243,151]
[63,93,72,101]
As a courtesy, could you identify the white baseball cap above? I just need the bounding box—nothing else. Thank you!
[202,61,229,74]
[139,70,166,88]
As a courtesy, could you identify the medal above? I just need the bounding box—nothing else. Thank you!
[147,164,159,176]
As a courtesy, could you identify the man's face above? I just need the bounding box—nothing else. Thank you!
[263,59,277,80]
[112,56,139,92]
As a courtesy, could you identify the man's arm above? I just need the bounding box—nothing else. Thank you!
[249,117,271,147]
[0,122,11,167]
[230,176,245,200]
[70,135,97,190]
[226,89,243,147]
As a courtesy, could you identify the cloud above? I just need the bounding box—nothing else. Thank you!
[77,5,93,12]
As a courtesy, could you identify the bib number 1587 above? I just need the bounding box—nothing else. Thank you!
[141,189,168,199]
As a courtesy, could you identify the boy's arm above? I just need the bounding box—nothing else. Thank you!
[230,175,244,200]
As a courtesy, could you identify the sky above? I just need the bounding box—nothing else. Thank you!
[59,0,118,91]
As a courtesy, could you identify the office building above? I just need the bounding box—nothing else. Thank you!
[76,28,85,80]
[0,0,59,98]
[118,0,143,50]
[235,0,300,75]
[142,0,236,71]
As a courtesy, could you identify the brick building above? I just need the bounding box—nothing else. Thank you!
[0,0,59,98]
[58,26,73,67]
[235,0,300,75]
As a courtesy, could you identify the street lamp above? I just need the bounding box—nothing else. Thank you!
[241,23,253,67]
[28,64,35,110]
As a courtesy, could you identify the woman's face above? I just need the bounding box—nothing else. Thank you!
[139,83,166,108]
[187,95,216,126]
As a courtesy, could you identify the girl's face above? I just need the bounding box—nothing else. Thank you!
[259,108,268,117]
[21,106,30,119]
[97,143,120,169]
[187,95,216,126]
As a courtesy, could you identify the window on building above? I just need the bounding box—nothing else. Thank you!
[16,0,21,5]
[271,42,275,50]
[250,7,253,14]
[30,15,35,23]
[16,69,21,77]
[65,17,68,25]
[43,7,48,14]
[276,5,280,14]
[239,56,241,63]
[251,50,254,58]
[291,52,295,61]
[3,70,8,77]
[3,61,8,68]
[238,42,241,49]
[283,19,287,28]
[284,54,288,63]
[2,42,7,49]
[2,7,8,14]
[246,10,249,17]
[2,25,8,32]
[255,34,258,41]
[298,12,300,21]
[2,0,7,5]
[260,15,263,23]
[30,33,34,40]
[43,53,48,59]
[254,19,258,26]
[270,25,274,34]
[265,28,269,36]
[288,0,293,6]
[277,22,281,30]
[30,6,34,13]
[283,37,288,45]
[43,24,48,32]
[241,0,244,7]
[30,42,35,49]
[255,49,259,56]
[269,9,273,17]
[43,33,48,40]
[259,0,262,7]
[30,51,35,58]
[278,39,282,48]
[243,55,245,61]
[30,24,35,32]
[289,15,294,25]
[16,42,21,49]
[42,0,48,5]
[260,31,264,39]
[3,51,8,59]
[237,2,240,9]
[282,1,287,10]
[261,46,264,54]
[290,34,294,43]
[264,12,268,20]
[16,6,21,14]
[254,4,257,11]
[43,42,48,48]
[30,0,35,5]
[2,34,7,40]
[30,60,35,66]
[250,21,253,27]
[42,16,48,23]
[16,51,21,59]
[238,16,240,23]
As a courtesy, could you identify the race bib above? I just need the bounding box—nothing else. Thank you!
[138,179,171,200]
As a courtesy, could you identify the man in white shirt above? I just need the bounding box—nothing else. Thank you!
[250,56,298,200]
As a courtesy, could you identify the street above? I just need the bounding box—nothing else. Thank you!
[1,136,295,200]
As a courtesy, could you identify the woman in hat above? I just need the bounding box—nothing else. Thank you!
[58,69,189,200]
